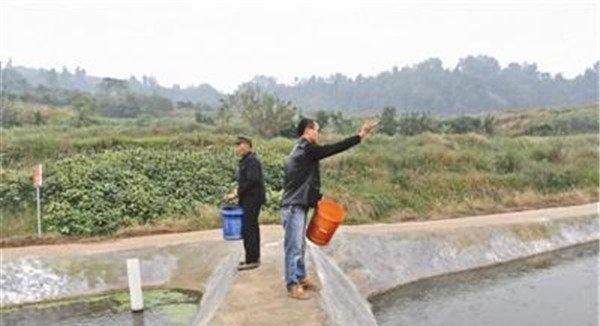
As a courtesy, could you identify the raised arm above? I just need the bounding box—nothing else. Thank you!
[305,119,379,161]
[305,135,361,161]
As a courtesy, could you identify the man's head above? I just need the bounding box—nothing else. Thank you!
[297,118,320,143]
[235,136,252,156]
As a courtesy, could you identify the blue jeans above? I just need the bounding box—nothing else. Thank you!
[281,205,308,288]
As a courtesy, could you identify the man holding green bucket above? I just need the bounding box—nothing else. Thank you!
[225,136,266,271]
[281,118,378,299]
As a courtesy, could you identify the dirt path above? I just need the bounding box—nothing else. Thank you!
[211,238,326,326]
[1,227,279,258]
[0,203,600,258]
[3,203,597,258]
[345,202,598,234]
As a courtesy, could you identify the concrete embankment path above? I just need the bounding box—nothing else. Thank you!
[210,235,326,325]
[2,203,598,326]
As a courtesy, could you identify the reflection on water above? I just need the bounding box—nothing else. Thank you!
[1,289,200,326]
[371,241,599,326]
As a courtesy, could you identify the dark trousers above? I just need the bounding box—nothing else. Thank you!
[240,203,261,263]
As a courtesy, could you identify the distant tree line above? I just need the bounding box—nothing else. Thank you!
[2,55,598,120]
[242,56,599,114]
[0,59,222,106]
[1,58,229,127]
[1,74,178,125]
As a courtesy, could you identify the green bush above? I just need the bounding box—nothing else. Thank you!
[443,116,482,134]
[494,150,524,174]
[523,123,556,136]
[525,165,582,192]
[397,112,437,136]
[0,170,34,212]
[42,148,285,235]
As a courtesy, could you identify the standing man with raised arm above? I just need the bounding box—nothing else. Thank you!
[280,118,378,300]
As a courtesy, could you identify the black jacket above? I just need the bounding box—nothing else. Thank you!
[237,151,266,207]
[281,135,361,208]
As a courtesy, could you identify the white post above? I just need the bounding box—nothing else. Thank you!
[36,187,41,236]
[126,258,144,312]
[33,163,42,236]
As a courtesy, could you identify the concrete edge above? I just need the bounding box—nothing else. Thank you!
[367,238,600,301]
[309,243,378,326]
[343,203,600,235]
[192,251,241,326]
[326,211,599,299]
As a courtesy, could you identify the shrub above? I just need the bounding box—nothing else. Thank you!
[397,112,437,135]
[523,123,557,136]
[380,107,399,135]
[195,110,214,124]
[443,116,482,134]
[41,148,286,235]
[526,165,582,192]
[0,170,33,212]
[482,114,495,135]
[494,150,524,174]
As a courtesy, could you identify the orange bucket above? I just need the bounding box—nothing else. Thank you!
[307,198,345,246]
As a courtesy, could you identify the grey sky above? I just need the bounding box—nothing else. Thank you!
[1,0,597,92]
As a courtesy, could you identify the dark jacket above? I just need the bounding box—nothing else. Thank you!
[237,151,266,207]
[281,135,361,208]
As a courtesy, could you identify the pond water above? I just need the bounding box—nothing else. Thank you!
[371,241,599,326]
[1,288,200,326]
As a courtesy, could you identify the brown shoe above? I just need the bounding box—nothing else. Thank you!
[287,284,310,300]
[300,277,320,292]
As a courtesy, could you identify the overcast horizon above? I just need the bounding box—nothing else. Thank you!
[1,0,597,93]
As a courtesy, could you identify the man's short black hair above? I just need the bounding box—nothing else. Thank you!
[235,136,253,147]
[296,118,316,137]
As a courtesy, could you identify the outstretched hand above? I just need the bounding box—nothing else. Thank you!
[359,119,380,139]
